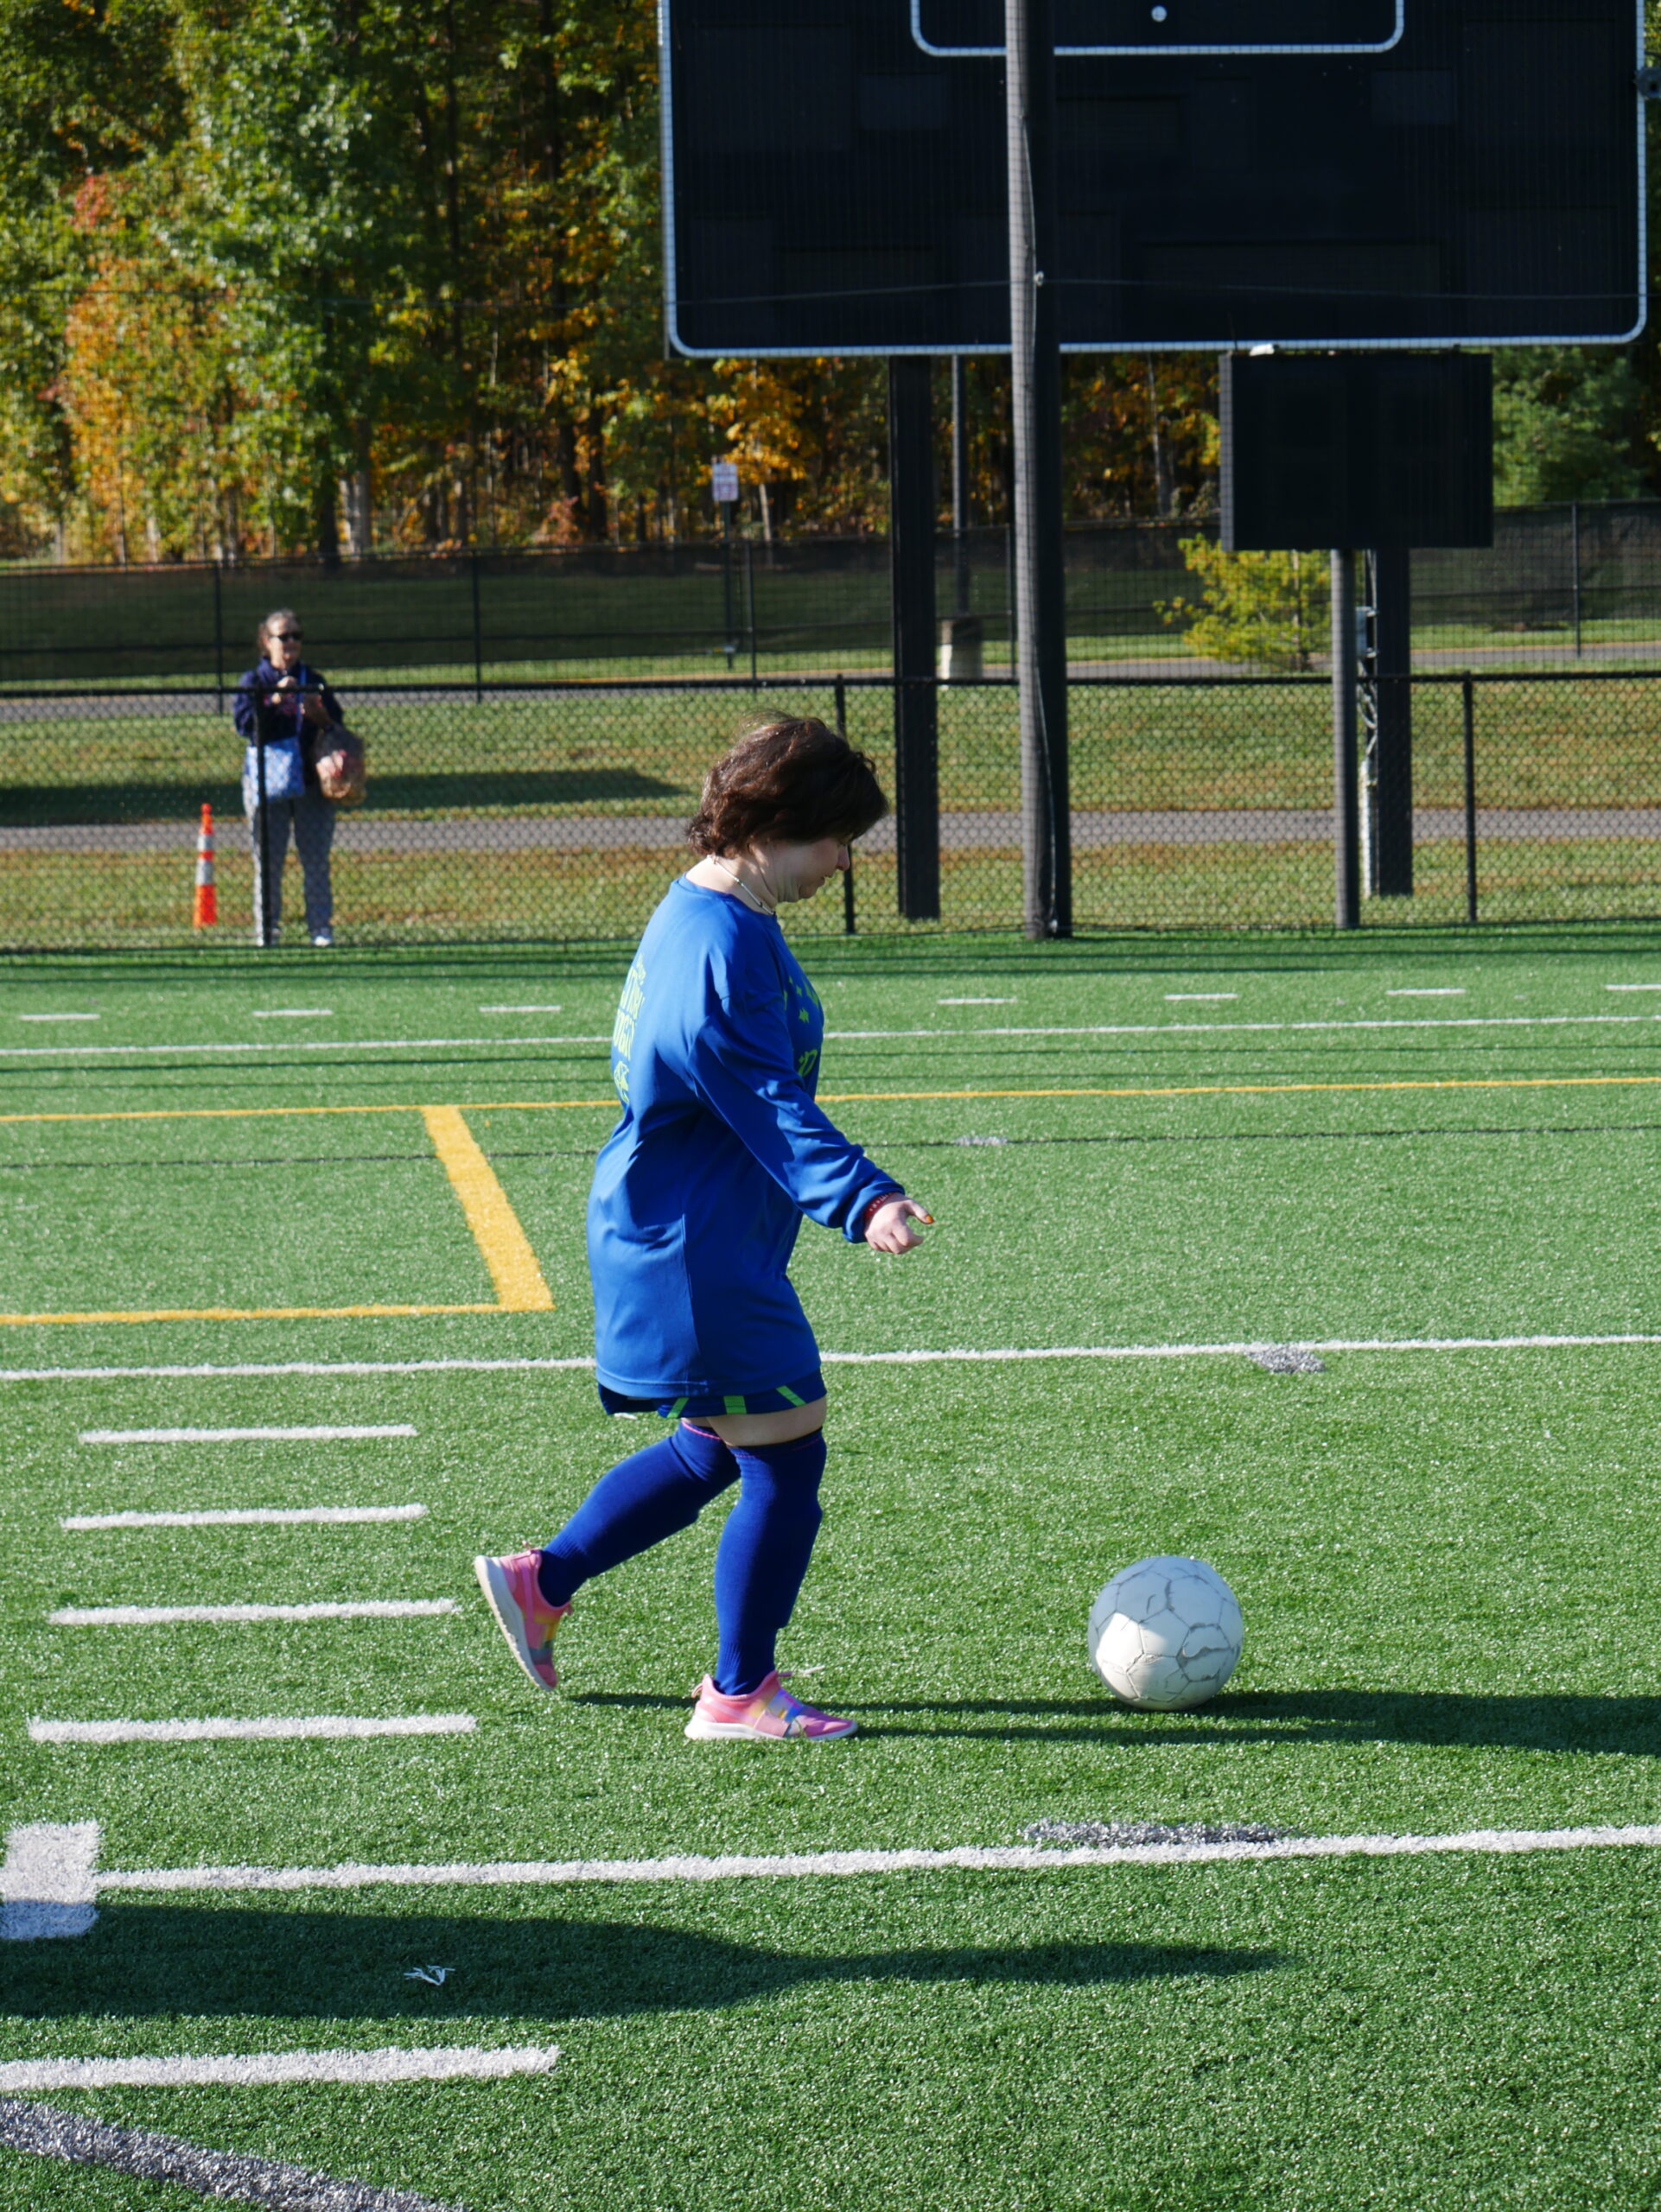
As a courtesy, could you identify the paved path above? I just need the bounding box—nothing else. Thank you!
[8,805,1661,856]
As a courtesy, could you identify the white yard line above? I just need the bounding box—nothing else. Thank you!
[824,1012,1661,1039]
[29,1714,474,1745]
[79,1424,417,1444]
[14,1332,1661,1390]
[1,1009,1659,1054]
[0,2099,468,2210]
[16,1014,99,1023]
[0,2045,559,2091]
[1607,982,1661,990]
[250,1008,334,1019]
[938,996,1014,1004]
[1165,993,1238,1001]
[49,1601,456,1627]
[60,1503,427,1529]
[480,1003,563,1013]
[1385,988,1466,996]
[0,1033,604,1056]
[92,1821,1661,1898]
[0,1823,99,1941]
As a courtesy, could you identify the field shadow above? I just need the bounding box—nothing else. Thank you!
[5,1909,1281,2022]
[0,768,682,827]
[855,1689,1661,1754]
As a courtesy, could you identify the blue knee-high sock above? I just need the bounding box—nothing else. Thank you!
[712,1431,828,1697]
[538,1423,738,1607]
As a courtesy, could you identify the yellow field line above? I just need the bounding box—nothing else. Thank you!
[421,1106,555,1313]
[814,1076,1661,1104]
[0,1101,558,1324]
[0,1101,615,1127]
[0,1304,500,1327]
[2,1073,1650,1325]
[4,1076,1661,1134]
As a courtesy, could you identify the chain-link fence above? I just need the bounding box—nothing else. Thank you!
[2,502,1658,687]
[2,669,1658,948]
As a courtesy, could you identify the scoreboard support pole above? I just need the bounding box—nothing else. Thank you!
[1331,548,1360,928]
[1366,548,1414,897]
[888,354,941,919]
[1005,0,1072,940]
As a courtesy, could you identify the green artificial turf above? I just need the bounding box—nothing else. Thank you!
[3,925,1661,2208]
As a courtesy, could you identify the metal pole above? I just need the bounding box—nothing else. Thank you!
[470,550,484,703]
[745,538,758,686]
[254,691,274,949]
[1461,671,1479,925]
[888,354,940,919]
[1571,499,1582,657]
[834,671,856,936]
[722,505,735,667]
[212,563,224,715]
[951,355,971,618]
[1330,547,1359,928]
[1371,546,1413,896]
[1006,0,1072,939]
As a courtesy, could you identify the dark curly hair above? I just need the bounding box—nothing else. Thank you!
[687,718,888,856]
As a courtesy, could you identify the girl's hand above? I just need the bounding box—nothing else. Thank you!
[866,1196,931,1254]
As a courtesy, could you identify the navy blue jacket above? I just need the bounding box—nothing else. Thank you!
[233,660,343,794]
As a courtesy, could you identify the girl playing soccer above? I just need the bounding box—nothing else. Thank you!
[475,717,929,1741]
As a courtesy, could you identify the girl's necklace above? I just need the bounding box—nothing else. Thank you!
[710,855,777,913]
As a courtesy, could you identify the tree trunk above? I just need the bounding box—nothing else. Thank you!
[315,464,340,569]
[1147,359,1176,521]
[584,410,608,540]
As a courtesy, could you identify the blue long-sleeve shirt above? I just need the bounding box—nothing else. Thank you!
[587,876,902,1398]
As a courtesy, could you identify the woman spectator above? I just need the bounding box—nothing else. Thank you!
[232,610,346,946]
[474,717,930,1743]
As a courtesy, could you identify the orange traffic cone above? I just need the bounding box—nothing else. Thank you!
[192,802,218,928]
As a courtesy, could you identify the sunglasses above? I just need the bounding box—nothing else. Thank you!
[270,630,302,643]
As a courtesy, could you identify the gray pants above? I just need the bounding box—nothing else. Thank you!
[249,791,335,942]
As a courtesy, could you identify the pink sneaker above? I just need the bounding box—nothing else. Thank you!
[684,1669,856,1742]
[473,1549,571,1690]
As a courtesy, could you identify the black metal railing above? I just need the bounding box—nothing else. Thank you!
[3,668,1659,948]
[1,502,1657,689]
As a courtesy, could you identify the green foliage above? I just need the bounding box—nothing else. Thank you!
[1159,537,1329,671]
[1492,347,1647,507]
[0,0,1231,558]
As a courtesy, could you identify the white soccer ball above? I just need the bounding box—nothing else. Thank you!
[1088,1555,1244,1711]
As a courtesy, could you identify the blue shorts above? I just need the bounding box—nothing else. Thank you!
[598,1368,826,1421]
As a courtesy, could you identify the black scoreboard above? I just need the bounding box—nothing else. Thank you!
[911,0,1403,54]
[662,0,1645,355]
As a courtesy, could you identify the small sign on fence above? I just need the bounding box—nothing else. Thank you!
[710,460,740,505]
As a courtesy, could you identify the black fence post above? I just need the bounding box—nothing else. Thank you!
[834,671,856,935]
[1571,500,1582,657]
[470,552,484,703]
[722,507,736,667]
[1461,671,1478,925]
[212,563,225,714]
[746,539,758,686]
